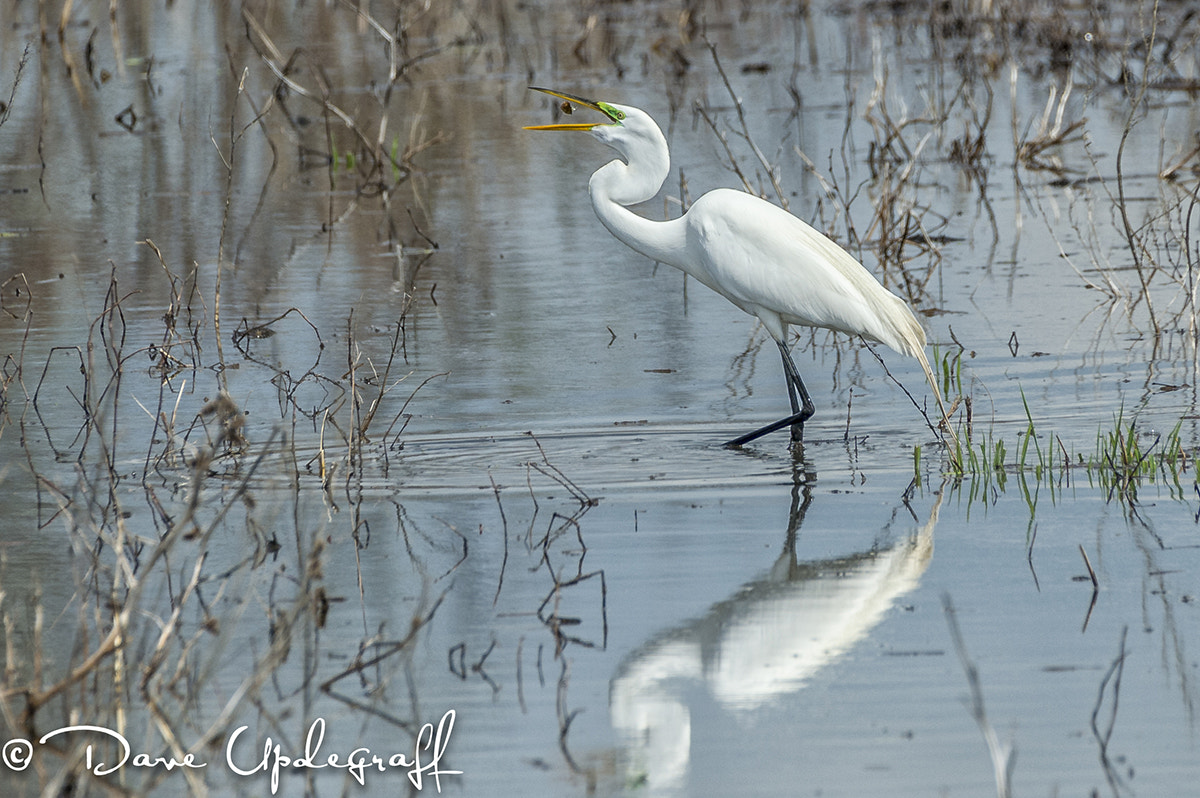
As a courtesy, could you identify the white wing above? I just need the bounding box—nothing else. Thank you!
[682,189,925,356]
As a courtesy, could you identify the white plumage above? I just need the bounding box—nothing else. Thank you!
[527,89,953,449]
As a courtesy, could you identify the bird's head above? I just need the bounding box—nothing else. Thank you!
[524,87,666,167]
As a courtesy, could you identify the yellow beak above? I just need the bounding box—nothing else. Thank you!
[523,86,612,131]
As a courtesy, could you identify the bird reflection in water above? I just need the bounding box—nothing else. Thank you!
[609,473,944,791]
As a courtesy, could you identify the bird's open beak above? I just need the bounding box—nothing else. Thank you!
[523,86,620,130]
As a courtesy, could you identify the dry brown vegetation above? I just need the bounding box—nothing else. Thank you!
[1,0,1198,795]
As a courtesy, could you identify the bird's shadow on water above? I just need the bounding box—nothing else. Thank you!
[600,462,945,793]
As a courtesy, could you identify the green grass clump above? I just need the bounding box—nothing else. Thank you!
[1088,412,1188,501]
[926,390,1194,509]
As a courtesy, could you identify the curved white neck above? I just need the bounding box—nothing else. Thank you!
[588,159,684,266]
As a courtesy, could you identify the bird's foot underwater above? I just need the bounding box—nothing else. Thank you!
[724,412,811,448]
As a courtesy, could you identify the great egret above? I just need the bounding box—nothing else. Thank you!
[525,86,954,449]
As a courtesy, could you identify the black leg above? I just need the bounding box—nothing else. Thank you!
[776,339,815,442]
[726,338,816,447]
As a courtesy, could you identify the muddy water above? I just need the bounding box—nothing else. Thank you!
[1,1,1198,796]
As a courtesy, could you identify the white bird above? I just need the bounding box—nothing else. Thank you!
[525,87,954,450]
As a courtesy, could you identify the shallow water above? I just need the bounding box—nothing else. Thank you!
[1,1,1198,796]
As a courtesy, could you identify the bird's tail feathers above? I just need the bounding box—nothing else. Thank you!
[879,293,929,360]
[913,346,961,462]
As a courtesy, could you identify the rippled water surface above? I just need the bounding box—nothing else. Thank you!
[1,1,1198,796]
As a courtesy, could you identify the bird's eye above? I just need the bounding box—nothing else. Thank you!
[615,110,626,120]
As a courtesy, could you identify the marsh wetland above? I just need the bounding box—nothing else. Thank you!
[1,0,1199,795]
